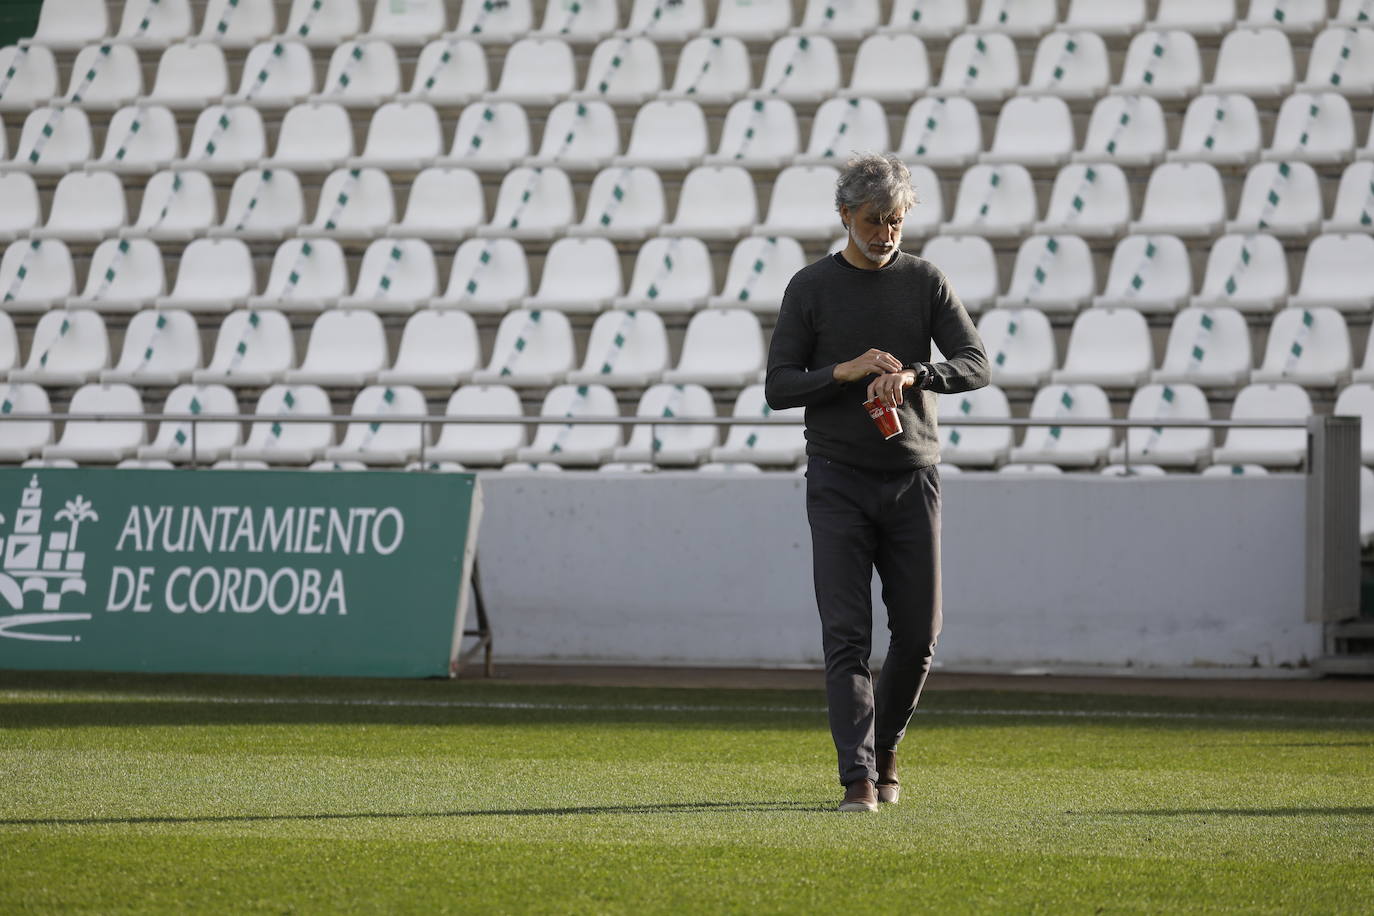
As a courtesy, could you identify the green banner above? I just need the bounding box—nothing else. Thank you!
[0,469,482,678]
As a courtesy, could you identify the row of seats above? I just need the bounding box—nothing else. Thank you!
[4,376,1369,469]
[6,25,1374,116]
[7,302,1374,392]
[18,0,1374,52]
[6,228,1374,321]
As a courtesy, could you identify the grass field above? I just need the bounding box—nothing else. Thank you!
[1,670,1372,914]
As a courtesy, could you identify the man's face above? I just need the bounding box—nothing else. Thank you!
[843,202,906,265]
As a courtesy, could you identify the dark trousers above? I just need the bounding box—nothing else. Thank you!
[805,456,943,787]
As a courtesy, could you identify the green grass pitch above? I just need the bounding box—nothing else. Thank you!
[1,670,1371,913]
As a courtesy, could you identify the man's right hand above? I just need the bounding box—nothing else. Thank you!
[833,349,905,383]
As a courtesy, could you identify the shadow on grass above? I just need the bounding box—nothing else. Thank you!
[1088,807,1374,818]
[0,800,831,827]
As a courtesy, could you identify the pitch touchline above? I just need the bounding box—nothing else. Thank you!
[4,691,1374,726]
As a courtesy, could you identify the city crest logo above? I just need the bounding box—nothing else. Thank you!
[0,475,95,642]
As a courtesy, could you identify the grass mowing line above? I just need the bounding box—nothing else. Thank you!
[5,690,1374,726]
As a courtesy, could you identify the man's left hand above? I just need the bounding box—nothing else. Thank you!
[868,368,921,408]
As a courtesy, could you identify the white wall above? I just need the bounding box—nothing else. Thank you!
[475,472,1322,673]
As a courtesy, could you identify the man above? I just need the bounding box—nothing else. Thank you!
[764,154,989,812]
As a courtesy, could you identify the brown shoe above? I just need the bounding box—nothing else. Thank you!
[876,750,900,804]
[838,779,878,812]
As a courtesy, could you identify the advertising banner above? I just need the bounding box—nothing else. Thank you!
[0,469,482,678]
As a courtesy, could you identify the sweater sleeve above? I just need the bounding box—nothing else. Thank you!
[922,268,990,395]
[764,275,844,411]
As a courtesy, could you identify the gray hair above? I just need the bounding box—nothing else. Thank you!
[834,153,918,223]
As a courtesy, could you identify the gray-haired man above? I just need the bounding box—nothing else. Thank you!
[764,154,989,812]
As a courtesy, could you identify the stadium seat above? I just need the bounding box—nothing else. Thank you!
[376,309,481,387]
[662,36,751,104]
[473,308,576,386]
[612,383,719,466]
[568,166,666,241]
[284,0,361,46]
[211,460,270,470]
[792,0,881,37]
[1289,233,1374,312]
[246,238,348,313]
[573,37,662,103]
[661,166,758,240]
[455,0,535,42]
[67,238,165,312]
[1244,0,1325,33]
[756,166,842,240]
[11,105,93,173]
[387,167,485,241]
[937,384,1012,468]
[1091,234,1193,313]
[226,40,315,109]
[708,0,792,39]
[408,461,467,473]
[536,0,619,42]
[99,308,200,385]
[311,38,400,107]
[705,99,799,169]
[9,309,106,385]
[516,383,623,466]
[485,38,574,102]
[842,34,929,102]
[897,96,983,168]
[1251,307,1353,387]
[1150,0,1236,35]
[0,238,76,313]
[0,173,38,242]
[31,170,126,242]
[710,384,805,466]
[1112,30,1202,99]
[1075,94,1168,166]
[1008,384,1114,468]
[1190,233,1289,312]
[31,0,109,49]
[1354,333,1374,384]
[932,31,1020,102]
[1262,92,1356,165]
[994,234,1096,313]
[135,384,241,464]
[155,238,254,312]
[525,99,621,171]
[337,238,439,313]
[192,309,294,386]
[1152,306,1254,388]
[42,384,145,463]
[324,386,430,466]
[1166,93,1263,165]
[882,0,968,38]
[1202,27,1294,98]
[920,235,998,312]
[308,460,368,472]
[0,43,57,112]
[349,101,444,170]
[368,0,447,45]
[976,308,1056,388]
[1033,163,1131,239]
[707,236,807,313]
[399,38,487,104]
[1299,27,1374,95]
[1201,462,1270,476]
[0,310,13,371]
[1333,385,1374,464]
[230,384,335,464]
[940,164,1037,238]
[663,309,765,387]
[621,0,705,39]
[58,42,141,110]
[283,310,388,386]
[299,168,395,240]
[477,166,575,239]
[1099,464,1166,478]
[432,237,530,313]
[426,385,527,466]
[1212,383,1313,468]
[1226,161,1323,237]
[1052,308,1153,388]
[613,99,709,170]
[1128,162,1227,237]
[968,0,1054,36]
[144,42,230,111]
[198,0,275,47]
[1109,383,1213,469]
[614,236,714,314]
[174,104,266,173]
[980,96,1074,167]
[1017,29,1110,100]
[1320,161,1374,232]
[206,168,304,241]
[521,237,623,314]
[567,309,670,387]
[265,103,353,171]
[750,35,841,103]
[0,383,53,462]
[94,104,180,174]
[1064,0,1146,35]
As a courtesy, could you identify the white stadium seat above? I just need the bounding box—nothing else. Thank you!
[284,310,389,386]
[750,35,841,103]
[325,385,431,466]
[1034,164,1131,239]
[337,238,439,313]
[623,0,706,40]
[661,166,758,240]
[1075,95,1168,166]
[1152,307,1254,388]
[516,383,623,466]
[1212,383,1313,468]
[798,98,891,167]
[1110,383,1213,469]
[1263,92,1356,165]
[0,43,58,113]
[1299,27,1374,96]
[59,42,142,110]
[1113,30,1202,99]
[980,96,1075,167]
[706,99,799,169]
[198,0,275,47]
[227,40,315,109]
[614,236,715,314]
[472,308,576,387]
[246,238,349,312]
[898,96,983,168]
[920,235,998,313]
[155,238,254,312]
[312,39,401,108]
[42,384,145,463]
[0,383,54,462]
[1225,161,1323,237]
[1251,308,1353,387]
[145,42,229,110]
[478,167,576,240]
[0,238,76,313]
[612,383,719,466]
[882,0,968,39]
[537,0,619,43]
[662,309,765,387]
[933,31,1020,102]
[567,167,667,241]
[757,166,842,240]
[456,0,535,42]
[1202,27,1295,98]
[433,238,530,314]
[1190,233,1289,312]
[32,0,109,50]
[1128,162,1227,237]
[95,105,181,174]
[67,238,166,312]
[1167,93,1262,166]
[1289,234,1374,312]
[231,384,335,464]
[614,99,709,170]
[663,36,751,104]
[1018,29,1110,100]
[31,171,126,242]
[968,0,1055,37]
[0,173,39,242]
[400,38,487,104]
[376,310,481,388]
[709,0,793,40]
[844,34,929,102]
[1064,0,1145,36]
[938,384,1012,468]
[1333,385,1374,464]
[11,105,92,173]
[192,309,295,387]
[574,37,662,103]
[1052,308,1154,388]
[526,100,622,172]
[994,234,1096,313]
[136,384,241,464]
[976,308,1056,389]
[567,310,670,388]
[174,104,266,173]
[1150,0,1237,36]
[427,385,527,466]
[298,167,395,240]
[940,164,1037,238]
[267,103,354,171]
[1244,0,1325,33]
[9,309,107,386]
[1092,234,1193,314]
[707,236,807,313]
[709,384,805,466]
[485,38,574,102]
[284,0,361,46]
[388,167,485,241]
[369,0,447,45]
[100,309,201,386]
[1008,383,1114,468]
[521,237,623,314]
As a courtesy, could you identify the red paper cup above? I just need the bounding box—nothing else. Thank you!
[864,397,903,440]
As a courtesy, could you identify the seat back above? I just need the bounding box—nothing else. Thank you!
[46,170,126,235]
[359,101,442,162]
[98,104,180,167]
[297,310,388,375]
[1268,92,1354,158]
[1173,93,1261,161]
[717,383,804,454]
[62,42,141,107]
[898,96,982,163]
[540,0,619,39]
[1218,382,1312,455]
[535,99,620,162]
[317,39,400,101]
[371,0,447,41]
[57,384,145,452]
[409,38,486,100]
[623,99,709,163]
[938,384,1012,458]
[715,236,806,307]
[260,239,349,302]
[34,0,109,47]
[15,106,92,168]
[1122,383,1212,462]
[400,167,485,233]
[971,0,1054,34]
[0,383,53,458]
[887,0,968,35]
[0,44,58,110]
[714,99,798,161]
[0,238,75,304]
[762,166,841,235]
[936,31,1019,96]
[624,237,715,302]
[627,0,706,35]
[235,40,314,102]
[1080,94,1167,160]
[199,0,276,45]
[352,238,438,302]
[920,235,998,309]
[850,34,929,97]
[1230,161,1322,233]
[272,103,354,164]
[987,95,1074,161]
[1152,0,1234,34]
[533,237,623,301]
[133,169,216,236]
[488,167,575,233]
[622,383,718,456]
[1157,306,1253,378]
[338,385,428,452]
[393,310,480,376]
[757,35,840,97]
[1024,30,1109,96]
[1256,307,1353,377]
[243,384,334,452]
[1295,233,1374,302]
[184,104,265,164]
[444,238,529,304]
[112,309,200,376]
[449,100,530,161]
[1020,383,1113,459]
[669,36,750,96]
[1327,160,1374,227]
[582,37,662,99]
[483,309,575,378]
[456,0,534,38]
[168,238,255,302]
[806,98,890,161]
[1136,162,1226,229]
[492,38,574,96]
[669,166,757,233]
[976,308,1056,385]
[675,309,764,375]
[24,309,108,374]
[1060,308,1153,376]
[528,383,622,453]
[148,384,241,458]
[1211,27,1293,93]
[1305,27,1374,93]
[309,168,395,232]
[947,164,1037,230]
[285,0,360,43]
[1099,234,1192,305]
[580,167,666,234]
[436,385,527,452]
[78,238,165,301]
[1042,163,1131,232]
[712,0,793,36]
[1197,233,1288,303]
[578,310,669,377]
[148,42,229,105]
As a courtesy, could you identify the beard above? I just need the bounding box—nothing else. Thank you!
[850,224,898,265]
